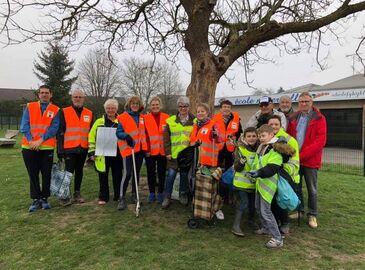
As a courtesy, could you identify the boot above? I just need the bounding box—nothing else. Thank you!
[231,210,244,237]
[162,194,171,209]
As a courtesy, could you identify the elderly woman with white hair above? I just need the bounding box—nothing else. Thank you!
[88,98,122,205]
[161,96,196,209]
[57,89,94,205]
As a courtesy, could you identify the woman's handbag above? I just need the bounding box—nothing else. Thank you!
[50,161,72,199]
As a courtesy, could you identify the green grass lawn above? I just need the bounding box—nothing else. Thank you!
[1,135,365,269]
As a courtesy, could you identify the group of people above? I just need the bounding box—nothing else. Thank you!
[20,85,327,249]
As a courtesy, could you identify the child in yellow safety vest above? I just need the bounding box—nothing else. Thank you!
[231,127,259,237]
[248,124,295,249]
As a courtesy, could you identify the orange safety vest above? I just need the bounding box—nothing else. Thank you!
[21,102,59,149]
[213,112,240,152]
[190,120,219,167]
[63,106,93,149]
[117,112,148,157]
[144,112,169,156]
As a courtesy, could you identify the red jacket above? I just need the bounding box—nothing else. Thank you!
[287,107,327,168]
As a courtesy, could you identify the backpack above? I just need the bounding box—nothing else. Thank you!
[276,174,300,211]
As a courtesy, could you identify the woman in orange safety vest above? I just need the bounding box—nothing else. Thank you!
[116,96,147,211]
[144,96,169,203]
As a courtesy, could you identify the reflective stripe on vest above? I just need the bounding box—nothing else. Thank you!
[233,146,256,190]
[166,115,194,159]
[190,121,219,167]
[117,112,147,157]
[253,148,282,204]
[276,128,300,184]
[213,112,240,152]
[144,112,169,156]
[63,106,92,149]
[21,102,59,150]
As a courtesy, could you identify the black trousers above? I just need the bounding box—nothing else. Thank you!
[120,151,144,198]
[65,152,88,193]
[145,154,166,194]
[271,195,289,226]
[22,149,54,199]
[218,150,234,199]
[98,154,123,201]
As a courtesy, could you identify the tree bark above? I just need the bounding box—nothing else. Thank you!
[186,52,219,114]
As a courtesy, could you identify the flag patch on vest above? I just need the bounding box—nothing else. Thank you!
[83,115,91,122]
[47,111,54,118]
[140,117,144,124]
[231,122,237,129]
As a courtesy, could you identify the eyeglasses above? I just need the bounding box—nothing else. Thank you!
[299,100,311,104]
[72,96,84,99]
[259,102,270,107]
[178,105,189,108]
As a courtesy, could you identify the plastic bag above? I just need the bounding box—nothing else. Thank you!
[221,166,234,190]
[50,162,72,199]
[276,175,300,211]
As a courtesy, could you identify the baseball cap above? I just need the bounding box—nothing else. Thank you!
[259,96,273,104]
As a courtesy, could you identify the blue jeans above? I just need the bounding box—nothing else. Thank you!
[298,166,318,216]
[164,168,189,197]
[255,193,282,241]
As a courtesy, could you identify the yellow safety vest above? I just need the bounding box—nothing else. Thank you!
[166,115,194,159]
[233,145,256,190]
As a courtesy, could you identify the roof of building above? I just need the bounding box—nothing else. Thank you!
[285,83,321,93]
[0,88,35,102]
[314,74,365,90]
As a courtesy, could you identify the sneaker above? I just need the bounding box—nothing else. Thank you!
[148,193,156,203]
[162,197,171,209]
[215,210,225,220]
[59,198,72,206]
[265,238,283,248]
[156,193,164,204]
[28,199,41,213]
[179,193,188,206]
[280,224,290,234]
[289,211,304,219]
[98,200,107,205]
[254,227,270,235]
[308,215,318,229]
[72,191,85,203]
[117,197,126,211]
[40,198,51,210]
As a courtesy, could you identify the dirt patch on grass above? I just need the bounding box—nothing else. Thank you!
[333,252,365,263]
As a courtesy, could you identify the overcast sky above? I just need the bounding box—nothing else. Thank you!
[0,13,364,98]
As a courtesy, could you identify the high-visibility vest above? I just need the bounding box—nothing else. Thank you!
[276,128,300,184]
[21,101,59,150]
[63,106,92,149]
[252,147,283,204]
[190,120,219,167]
[117,112,147,157]
[88,115,119,173]
[144,112,169,156]
[233,146,256,190]
[166,115,194,159]
[213,112,240,152]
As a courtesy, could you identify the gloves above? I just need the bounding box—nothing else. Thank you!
[125,135,135,147]
[248,171,259,178]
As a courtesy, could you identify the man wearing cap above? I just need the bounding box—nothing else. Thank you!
[278,95,294,119]
[245,96,287,130]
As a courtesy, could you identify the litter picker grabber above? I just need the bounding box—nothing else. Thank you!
[131,149,140,217]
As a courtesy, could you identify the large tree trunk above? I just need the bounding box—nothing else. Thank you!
[186,52,219,114]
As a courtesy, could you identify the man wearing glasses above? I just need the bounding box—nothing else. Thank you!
[287,92,327,229]
[246,96,287,130]
[57,89,93,205]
